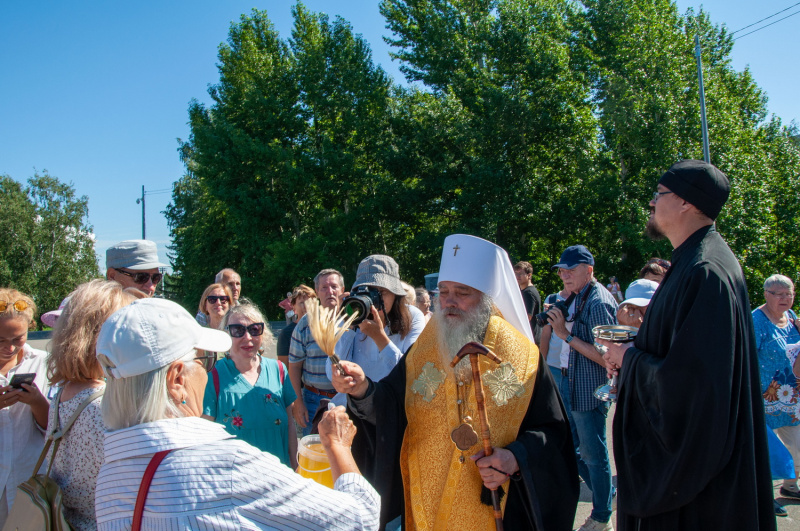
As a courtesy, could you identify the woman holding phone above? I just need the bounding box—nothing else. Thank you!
[0,288,50,527]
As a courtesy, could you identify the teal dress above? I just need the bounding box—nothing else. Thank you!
[203,356,297,466]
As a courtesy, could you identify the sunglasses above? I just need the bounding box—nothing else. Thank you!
[226,322,266,338]
[647,258,671,269]
[195,353,218,372]
[206,295,230,304]
[114,268,163,285]
[0,300,29,313]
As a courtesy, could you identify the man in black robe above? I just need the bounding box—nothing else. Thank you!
[332,234,579,530]
[601,160,775,530]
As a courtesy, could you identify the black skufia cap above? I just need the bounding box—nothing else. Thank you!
[658,160,730,219]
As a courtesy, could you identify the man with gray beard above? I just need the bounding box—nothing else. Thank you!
[333,234,578,531]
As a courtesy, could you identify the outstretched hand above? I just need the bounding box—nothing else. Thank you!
[330,360,369,399]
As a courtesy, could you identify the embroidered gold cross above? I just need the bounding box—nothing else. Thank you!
[453,244,460,256]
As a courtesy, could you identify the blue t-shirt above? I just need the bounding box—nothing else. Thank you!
[203,356,297,466]
[752,308,800,429]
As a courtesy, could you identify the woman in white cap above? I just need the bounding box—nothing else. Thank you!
[0,288,50,528]
[94,298,378,530]
[616,279,659,328]
[44,280,136,530]
[326,255,425,403]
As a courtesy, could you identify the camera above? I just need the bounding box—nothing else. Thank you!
[535,292,576,328]
[342,285,385,326]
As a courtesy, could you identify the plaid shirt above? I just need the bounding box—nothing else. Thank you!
[566,281,618,411]
[288,314,335,391]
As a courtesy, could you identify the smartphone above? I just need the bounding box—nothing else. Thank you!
[9,373,36,389]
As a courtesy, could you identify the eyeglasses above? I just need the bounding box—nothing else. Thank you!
[226,322,266,338]
[0,300,29,313]
[114,268,163,285]
[647,258,671,269]
[195,353,217,372]
[766,290,795,299]
[206,295,230,304]
[652,191,674,202]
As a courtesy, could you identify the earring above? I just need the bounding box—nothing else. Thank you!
[181,400,187,405]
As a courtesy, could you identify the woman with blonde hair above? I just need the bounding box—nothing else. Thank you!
[44,280,136,530]
[0,288,49,527]
[197,283,234,330]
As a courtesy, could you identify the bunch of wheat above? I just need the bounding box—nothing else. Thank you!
[304,297,359,373]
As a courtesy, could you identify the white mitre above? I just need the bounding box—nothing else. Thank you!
[438,234,533,342]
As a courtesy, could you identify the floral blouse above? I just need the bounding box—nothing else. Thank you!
[45,385,105,531]
[203,356,296,466]
[753,308,800,429]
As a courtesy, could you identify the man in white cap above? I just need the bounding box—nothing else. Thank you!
[332,235,578,530]
[105,240,166,297]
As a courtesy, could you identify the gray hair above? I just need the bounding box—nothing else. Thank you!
[764,274,794,291]
[314,269,344,291]
[221,302,275,349]
[215,268,239,284]
[101,350,195,431]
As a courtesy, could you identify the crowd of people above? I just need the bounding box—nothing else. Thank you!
[0,159,795,530]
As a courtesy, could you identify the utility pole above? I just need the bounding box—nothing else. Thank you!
[135,185,146,239]
[694,34,711,163]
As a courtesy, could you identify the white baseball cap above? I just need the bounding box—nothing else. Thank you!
[96,298,231,379]
[621,279,659,307]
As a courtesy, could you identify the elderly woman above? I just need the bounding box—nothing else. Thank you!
[326,255,425,405]
[204,303,298,468]
[45,280,135,530]
[198,282,234,330]
[0,288,50,527]
[753,274,800,502]
[94,298,379,530]
[616,279,659,328]
[277,284,316,366]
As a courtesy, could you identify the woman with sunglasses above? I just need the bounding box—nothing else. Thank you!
[43,280,135,530]
[197,283,233,331]
[0,288,50,527]
[202,303,298,468]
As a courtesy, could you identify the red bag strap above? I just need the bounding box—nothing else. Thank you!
[132,450,171,531]
[279,361,285,385]
[212,366,220,398]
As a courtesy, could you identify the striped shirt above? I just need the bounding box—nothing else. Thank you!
[565,282,618,412]
[288,315,335,391]
[95,416,379,530]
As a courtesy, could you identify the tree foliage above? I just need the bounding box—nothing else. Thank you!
[0,172,100,327]
[167,1,800,313]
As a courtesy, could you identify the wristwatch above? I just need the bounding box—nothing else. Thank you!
[565,334,574,344]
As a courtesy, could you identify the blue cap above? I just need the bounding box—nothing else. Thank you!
[552,245,595,270]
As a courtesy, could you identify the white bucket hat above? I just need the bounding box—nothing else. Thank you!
[96,298,231,379]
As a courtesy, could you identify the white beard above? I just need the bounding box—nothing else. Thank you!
[434,293,493,381]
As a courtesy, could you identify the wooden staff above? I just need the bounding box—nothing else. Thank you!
[451,342,504,531]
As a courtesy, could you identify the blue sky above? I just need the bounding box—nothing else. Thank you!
[2,1,797,273]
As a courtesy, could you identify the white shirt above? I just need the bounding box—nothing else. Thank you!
[95,416,380,530]
[0,343,50,519]
[326,304,425,406]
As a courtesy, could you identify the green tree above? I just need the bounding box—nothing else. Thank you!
[0,172,100,327]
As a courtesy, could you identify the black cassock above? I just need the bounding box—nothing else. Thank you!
[347,348,579,530]
[615,225,775,530]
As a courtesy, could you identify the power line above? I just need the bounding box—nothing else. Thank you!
[734,9,800,40]
[730,2,800,35]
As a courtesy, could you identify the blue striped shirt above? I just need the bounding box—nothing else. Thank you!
[289,314,335,391]
[566,282,618,411]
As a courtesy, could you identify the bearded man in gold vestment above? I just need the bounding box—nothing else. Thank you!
[333,234,579,530]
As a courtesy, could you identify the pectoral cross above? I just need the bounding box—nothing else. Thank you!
[453,244,460,256]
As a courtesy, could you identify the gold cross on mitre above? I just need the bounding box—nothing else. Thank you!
[453,244,461,256]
